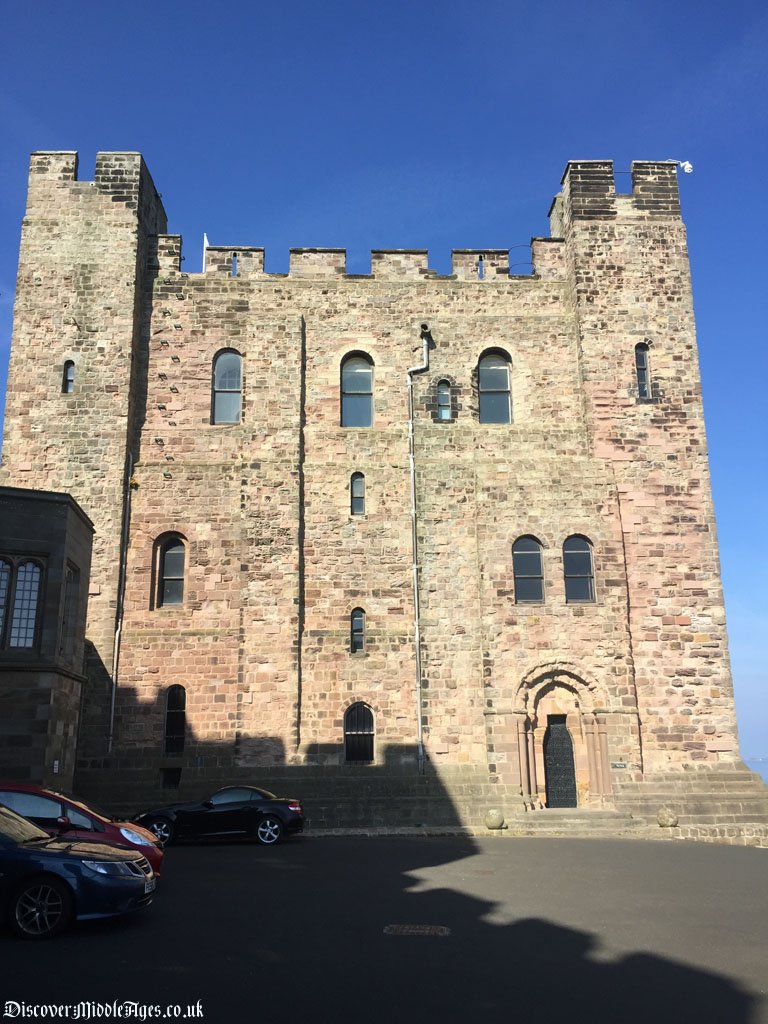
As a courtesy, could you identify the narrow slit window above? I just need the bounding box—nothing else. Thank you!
[350,608,366,653]
[478,351,512,423]
[164,685,186,755]
[437,380,452,421]
[563,536,595,603]
[344,702,374,763]
[62,361,75,394]
[212,350,242,424]
[9,561,41,648]
[478,255,485,280]
[158,538,185,607]
[512,537,544,603]
[341,354,374,427]
[59,564,81,657]
[350,473,365,515]
[635,343,651,400]
[231,253,238,277]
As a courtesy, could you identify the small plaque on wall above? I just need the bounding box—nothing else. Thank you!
[610,762,627,769]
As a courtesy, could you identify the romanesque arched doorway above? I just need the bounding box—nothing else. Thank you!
[511,666,617,810]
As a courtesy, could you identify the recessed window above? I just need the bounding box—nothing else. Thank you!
[62,361,75,394]
[157,537,185,607]
[478,351,512,423]
[437,380,452,421]
[563,536,595,603]
[344,702,374,763]
[341,354,374,427]
[635,343,651,400]
[350,473,365,515]
[212,350,242,424]
[512,536,544,603]
[350,608,366,653]
[164,685,186,754]
[0,558,43,649]
[8,561,42,648]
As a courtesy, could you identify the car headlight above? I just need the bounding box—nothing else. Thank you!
[119,827,153,846]
[82,860,135,876]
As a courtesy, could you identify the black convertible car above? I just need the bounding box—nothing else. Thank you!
[134,786,304,846]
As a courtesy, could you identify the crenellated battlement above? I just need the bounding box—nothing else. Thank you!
[27,150,168,234]
[25,152,683,285]
[552,159,681,231]
[164,242,566,281]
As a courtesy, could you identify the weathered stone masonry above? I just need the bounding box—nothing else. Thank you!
[1,151,753,829]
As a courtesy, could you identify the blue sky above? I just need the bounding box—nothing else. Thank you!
[1,1,766,754]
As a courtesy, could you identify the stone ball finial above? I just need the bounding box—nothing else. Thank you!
[485,808,505,830]
[657,806,679,828]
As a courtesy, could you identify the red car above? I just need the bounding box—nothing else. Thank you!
[0,783,164,876]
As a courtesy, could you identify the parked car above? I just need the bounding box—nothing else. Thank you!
[134,786,304,846]
[0,804,156,939]
[0,783,164,876]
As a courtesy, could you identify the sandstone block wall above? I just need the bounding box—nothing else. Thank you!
[0,152,741,809]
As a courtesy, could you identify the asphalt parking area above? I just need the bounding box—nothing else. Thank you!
[1,836,766,1023]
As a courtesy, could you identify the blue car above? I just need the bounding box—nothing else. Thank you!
[0,803,156,939]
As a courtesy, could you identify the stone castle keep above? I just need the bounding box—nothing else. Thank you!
[3,150,766,839]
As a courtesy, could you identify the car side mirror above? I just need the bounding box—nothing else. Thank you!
[203,800,214,809]
[55,815,71,831]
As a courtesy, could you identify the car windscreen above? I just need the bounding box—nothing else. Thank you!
[45,789,114,822]
[0,804,51,843]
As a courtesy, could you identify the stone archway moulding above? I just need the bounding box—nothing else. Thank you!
[514,662,610,716]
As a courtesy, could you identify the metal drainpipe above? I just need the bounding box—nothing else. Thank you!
[109,451,134,753]
[407,324,432,775]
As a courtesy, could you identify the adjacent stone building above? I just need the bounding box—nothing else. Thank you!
[0,486,93,790]
[1,151,764,837]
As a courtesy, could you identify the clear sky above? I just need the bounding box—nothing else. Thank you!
[1,1,766,754]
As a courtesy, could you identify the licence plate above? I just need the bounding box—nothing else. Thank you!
[144,879,156,894]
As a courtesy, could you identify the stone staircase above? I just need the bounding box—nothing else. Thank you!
[93,762,768,845]
[611,765,768,846]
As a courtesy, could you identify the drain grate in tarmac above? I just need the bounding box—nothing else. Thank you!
[383,924,451,937]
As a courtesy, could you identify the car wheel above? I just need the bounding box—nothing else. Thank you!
[255,816,283,846]
[145,817,174,846]
[10,875,74,940]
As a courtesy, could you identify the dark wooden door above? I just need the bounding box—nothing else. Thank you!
[544,715,577,808]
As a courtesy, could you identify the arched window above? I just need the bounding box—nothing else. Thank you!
[563,536,595,603]
[9,561,42,648]
[350,608,366,653]
[512,536,544,603]
[635,343,651,400]
[437,380,452,421]
[212,350,242,424]
[350,473,365,515]
[341,354,373,427]
[344,702,374,763]
[157,537,185,607]
[62,361,75,394]
[164,685,186,755]
[0,560,12,641]
[478,351,511,423]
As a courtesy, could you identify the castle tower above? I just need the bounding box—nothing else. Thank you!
[555,161,739,771]
[2,151,758,839]
[1,152,167,754]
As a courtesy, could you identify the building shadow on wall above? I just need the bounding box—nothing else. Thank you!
[76,691,470,831]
